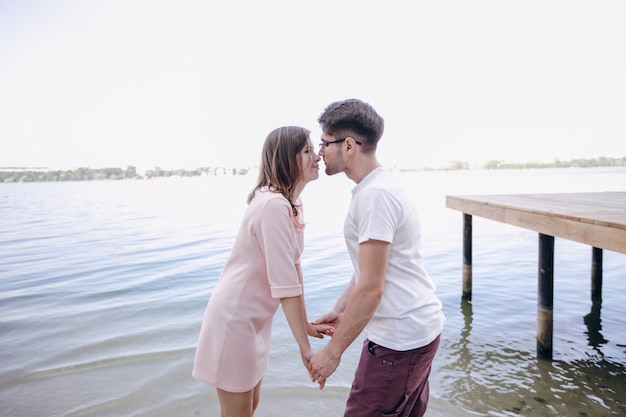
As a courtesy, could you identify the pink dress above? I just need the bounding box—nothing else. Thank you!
[192,188,305,392]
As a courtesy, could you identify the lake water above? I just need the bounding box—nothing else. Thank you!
[1,168,625,417]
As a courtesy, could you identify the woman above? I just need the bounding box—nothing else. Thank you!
[192,126,332,416]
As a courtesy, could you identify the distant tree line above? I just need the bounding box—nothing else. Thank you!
[399,156,626,172]
[481,156,626,170]
[143,166,250,179]
[0,165,251,183]
[1,156,624,183]
[0,166,140,183]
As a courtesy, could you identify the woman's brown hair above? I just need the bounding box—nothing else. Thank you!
[247,126,311,215]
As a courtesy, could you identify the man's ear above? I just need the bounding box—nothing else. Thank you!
[345,137,359,153]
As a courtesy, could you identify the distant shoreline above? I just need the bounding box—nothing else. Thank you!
[1,156,625,183]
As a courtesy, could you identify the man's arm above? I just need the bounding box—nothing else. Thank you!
[309,239,390,388]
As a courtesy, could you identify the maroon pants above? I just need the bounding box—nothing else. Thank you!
[344,335,441,417]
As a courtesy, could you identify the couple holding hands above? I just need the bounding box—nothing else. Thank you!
[192,99,445,417]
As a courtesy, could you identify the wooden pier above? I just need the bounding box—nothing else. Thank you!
[446,192,626,359]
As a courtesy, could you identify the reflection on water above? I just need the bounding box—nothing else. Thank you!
[436,291,626,417]
[448,298,474,377]
[584,298,608,355]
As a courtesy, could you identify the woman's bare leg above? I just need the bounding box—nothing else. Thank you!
[217,379,262,417]
[252,380,261,413]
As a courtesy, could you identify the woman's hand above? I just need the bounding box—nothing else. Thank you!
[307,321,335,338]
[300,349,314,381]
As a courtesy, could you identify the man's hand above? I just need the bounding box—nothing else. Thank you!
[312,308,343,330]
[309,346,341,390]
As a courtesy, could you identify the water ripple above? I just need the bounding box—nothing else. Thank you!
[1,171,625,417]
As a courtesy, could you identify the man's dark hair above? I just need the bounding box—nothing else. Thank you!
[318,98,384,150]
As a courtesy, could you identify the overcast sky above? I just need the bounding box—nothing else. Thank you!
[1,0,625,170]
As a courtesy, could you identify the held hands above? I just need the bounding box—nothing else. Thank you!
[301,327,333,389]
[308,346,341,390]
[307,321,334,338]
[301,347,339,390]
[312,308,343,331]
[305,321,335,388]
[305,309,344,389]
[307,306,340,339]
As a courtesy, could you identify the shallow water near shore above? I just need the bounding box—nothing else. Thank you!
[1,168,625,416]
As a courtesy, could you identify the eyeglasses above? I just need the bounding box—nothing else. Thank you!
[318,137,362,149]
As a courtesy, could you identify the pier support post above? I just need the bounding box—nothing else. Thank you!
[591,247,603,301]
[537,233,554,360]
[462,213,472,300]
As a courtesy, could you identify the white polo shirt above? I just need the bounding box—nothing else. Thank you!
[344,167,445,351]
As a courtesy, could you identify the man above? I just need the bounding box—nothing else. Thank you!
[309,99,445,417]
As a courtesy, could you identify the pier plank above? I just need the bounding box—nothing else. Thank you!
[446,192,626,254]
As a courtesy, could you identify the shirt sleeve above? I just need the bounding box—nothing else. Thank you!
[356,187,401,244]
[257,195,303,298]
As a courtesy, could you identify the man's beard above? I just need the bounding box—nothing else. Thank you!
[323,156,344,176]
